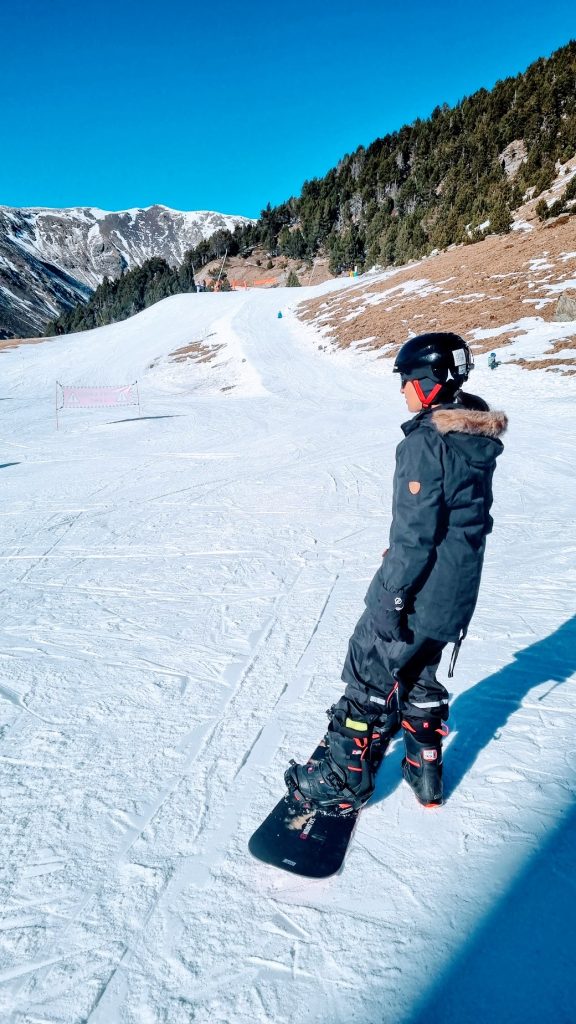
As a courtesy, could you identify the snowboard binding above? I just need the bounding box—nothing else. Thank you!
[284,759,360,817]
[283,698,390,817]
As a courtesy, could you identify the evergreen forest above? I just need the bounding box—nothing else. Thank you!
[49,257,196,335]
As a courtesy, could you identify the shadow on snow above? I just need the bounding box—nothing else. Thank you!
[372,615,576,804]
[372,615,576,1024]
[104,415,185,424]
[402,798,576,1024]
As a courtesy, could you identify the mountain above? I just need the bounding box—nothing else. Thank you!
[0,204,253,338]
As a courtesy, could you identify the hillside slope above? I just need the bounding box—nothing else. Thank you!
[298,210,576,373]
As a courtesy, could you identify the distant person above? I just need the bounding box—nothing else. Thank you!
[286,333,507,810]
[488,351,501,370]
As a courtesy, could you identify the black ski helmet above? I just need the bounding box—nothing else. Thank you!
[393,332,474,406]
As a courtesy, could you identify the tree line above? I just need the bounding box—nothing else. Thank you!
[48,256,196,335]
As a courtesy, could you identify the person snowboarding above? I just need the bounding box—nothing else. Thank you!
[285,332,507,812]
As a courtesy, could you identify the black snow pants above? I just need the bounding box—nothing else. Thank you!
[340,607,449,732]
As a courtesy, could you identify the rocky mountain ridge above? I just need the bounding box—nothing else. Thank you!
[0,204,252,338]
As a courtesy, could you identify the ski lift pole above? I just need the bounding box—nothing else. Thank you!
[216,248,228,289]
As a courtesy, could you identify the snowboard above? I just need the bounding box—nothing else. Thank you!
[248,741,359,878]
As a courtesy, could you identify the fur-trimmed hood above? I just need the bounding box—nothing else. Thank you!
[431,408,508,439]
[402,404,506,469]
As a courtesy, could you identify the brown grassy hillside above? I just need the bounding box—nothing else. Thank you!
[297,216,576,373]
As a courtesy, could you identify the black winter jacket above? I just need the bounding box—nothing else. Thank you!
[366,401,507,643]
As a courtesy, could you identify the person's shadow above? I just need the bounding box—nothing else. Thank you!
[399,616,576,1024]
[372,615,576,804]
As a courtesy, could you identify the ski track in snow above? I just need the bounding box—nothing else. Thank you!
[0,286,575,1023]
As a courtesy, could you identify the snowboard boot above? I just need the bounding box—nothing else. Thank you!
[401,719,449,807]
[285,695,396,816]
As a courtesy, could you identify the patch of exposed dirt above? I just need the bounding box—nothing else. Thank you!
[195,251,333,290]
[0,336,54,353]
[510,337,576,373]
[169,340,224,364]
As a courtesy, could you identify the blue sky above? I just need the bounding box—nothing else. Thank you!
[3,0,575,218]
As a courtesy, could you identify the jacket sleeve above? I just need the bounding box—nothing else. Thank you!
[377,428,446,599]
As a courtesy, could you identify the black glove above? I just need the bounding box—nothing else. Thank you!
[372,588,406,642]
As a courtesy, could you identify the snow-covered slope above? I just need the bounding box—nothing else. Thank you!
[0,204,252,338]
[0,283,574,1023]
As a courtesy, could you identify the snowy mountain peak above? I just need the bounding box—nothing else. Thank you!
[0,203,253,339]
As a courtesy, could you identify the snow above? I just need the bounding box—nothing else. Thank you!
[528,257,554,272]
[0,283,575,1023]
[510,218,533,232]
[471,315,576,362]
[541,277,576,294]
[1,205,253,224]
